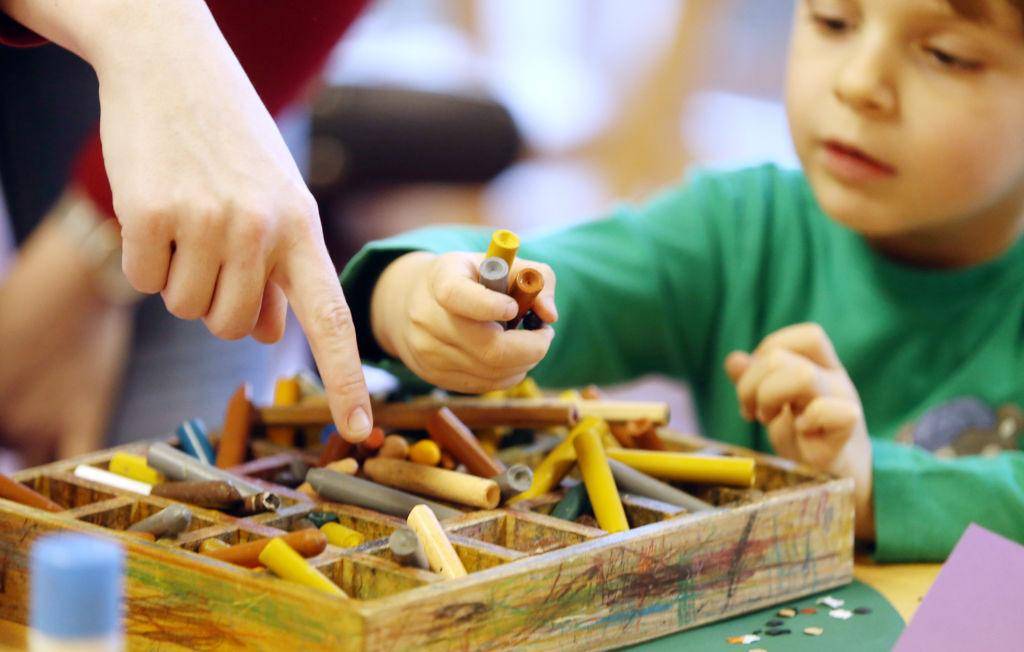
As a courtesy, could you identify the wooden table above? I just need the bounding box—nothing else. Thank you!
[853,555,942,622]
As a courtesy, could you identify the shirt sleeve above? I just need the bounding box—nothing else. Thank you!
[872,439,1024,561]
[0,12,45,46]
[340,170,733,388]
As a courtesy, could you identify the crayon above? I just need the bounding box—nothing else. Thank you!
[427,408,505,478]
[478,256,510,295]
[267,377,301,446]
[606,459,715,512]
[215,384,254,469]
[505,268,543,330]
[150,480,243,510]
[574,427,629,533]
[127,504,193,539]
[491,464,533,500]
[388,528,429,569]
[551,482,591,522]
[363,458,500,509]
[203,529,327,568]
[108,452,164,485]
[147,443,266,498]
[176,419,216,465]
[606,449,755,487]
[305,468,461,520]
[407,504,467,579]
[409,440,442,466]
[258,538,345,596]
[0,473,62,512]
[321,522,364,548]
[74,465,152,496]
[484,229,520,268]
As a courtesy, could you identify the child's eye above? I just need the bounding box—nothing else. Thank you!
[925,46,983,71]
[812,13,850,34]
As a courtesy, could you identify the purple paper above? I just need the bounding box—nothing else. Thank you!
[894,523,1024,651]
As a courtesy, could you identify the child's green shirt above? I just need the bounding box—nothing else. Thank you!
[340,164,1024,563]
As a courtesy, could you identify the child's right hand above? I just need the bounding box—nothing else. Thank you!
[370,251,558,393]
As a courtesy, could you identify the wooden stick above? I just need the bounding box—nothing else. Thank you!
[427,408,505,478]
[407,504,467,579]
[259,399,579,429]
[0,473,62,512]
[202,529,327,568]
[215,383,254,469]
[363,458,500,509]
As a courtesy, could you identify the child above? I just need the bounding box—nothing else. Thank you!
[341,0,1024,563]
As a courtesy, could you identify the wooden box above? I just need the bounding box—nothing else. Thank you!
[0,429,853,650]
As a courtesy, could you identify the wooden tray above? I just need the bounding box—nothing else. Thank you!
[0,429,853,650]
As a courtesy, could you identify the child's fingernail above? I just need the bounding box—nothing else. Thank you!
[504,301,518,320]
[346,407,372,441]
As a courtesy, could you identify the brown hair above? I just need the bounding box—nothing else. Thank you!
[946,0,1024,23]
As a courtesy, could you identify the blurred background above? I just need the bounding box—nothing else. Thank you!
[0,0,797,468]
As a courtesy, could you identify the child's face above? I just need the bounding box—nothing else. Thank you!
[787,0,1024,238]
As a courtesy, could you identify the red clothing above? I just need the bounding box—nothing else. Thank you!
[1,1,366,218]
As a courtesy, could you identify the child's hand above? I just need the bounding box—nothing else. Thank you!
[370,251,558,394]
[725,323,874,537]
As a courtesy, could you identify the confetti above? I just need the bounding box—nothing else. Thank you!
[804,626,824,636]
[765,628,792,636]
[800,607,817,615]
[829,608,853,620]
[818,596,845,609]
[766,619,784,627]
[725,634,760,644]
[853,606,873,615]
[777,607,797,618]
[750,649,768,652]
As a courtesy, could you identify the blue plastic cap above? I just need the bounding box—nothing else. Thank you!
[30,534,123,639]
[320,424,338,444]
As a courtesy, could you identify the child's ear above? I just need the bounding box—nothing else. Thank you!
[724,350,752,383]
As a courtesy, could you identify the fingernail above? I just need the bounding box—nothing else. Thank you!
[505,301,518,320]
[346,407,372,442]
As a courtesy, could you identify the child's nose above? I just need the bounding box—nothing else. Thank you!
[833,34,898,117]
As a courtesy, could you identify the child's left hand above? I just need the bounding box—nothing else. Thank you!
[724,323,874,538]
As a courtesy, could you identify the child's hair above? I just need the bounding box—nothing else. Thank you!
[947,0,1024,22]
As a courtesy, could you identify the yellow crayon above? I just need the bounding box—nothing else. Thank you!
[485,229,520,268]
[268,377,301,446]
[109,452,164,485]
[606,449,755,487]
[507,416,608,504]
[407,505,467,579]
[258,538,346,596]
[409,439,442,466]
[507,377,542,399]
[321,522,364,549]
[199,538,229,554]
[573,427,629,533]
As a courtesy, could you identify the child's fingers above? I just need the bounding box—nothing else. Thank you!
[754,357,824,423]
[735,349,806,420]
[766,404,800,460]
[426,306,554,370]
[753,322,841,370]
[407,330,539,383]
[793,396,860,436]
[724,351,751,384]
[793,397,859,469]
[432,255,518,322]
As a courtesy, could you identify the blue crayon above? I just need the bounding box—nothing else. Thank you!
[176,419,215,465]
[320,424,338,444]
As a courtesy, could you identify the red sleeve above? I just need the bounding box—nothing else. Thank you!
[73,0,368,220]
[0,12,45,46]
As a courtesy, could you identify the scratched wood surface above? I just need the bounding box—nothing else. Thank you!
[0,430,853,651]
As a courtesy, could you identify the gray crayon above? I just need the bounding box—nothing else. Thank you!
[478,257,510,294]
[608,459,716,513]
[491,464,533,500]
[305,468,461,520]
[388,528,429,570]
[127,504,193,539]
[147,442,264,498]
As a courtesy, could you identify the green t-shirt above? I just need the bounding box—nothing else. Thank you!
[341,163,1024,563]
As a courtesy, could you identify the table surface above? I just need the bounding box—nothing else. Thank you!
[0,558,942,649]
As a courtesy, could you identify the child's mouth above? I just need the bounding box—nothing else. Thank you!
[821,139,897,182]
